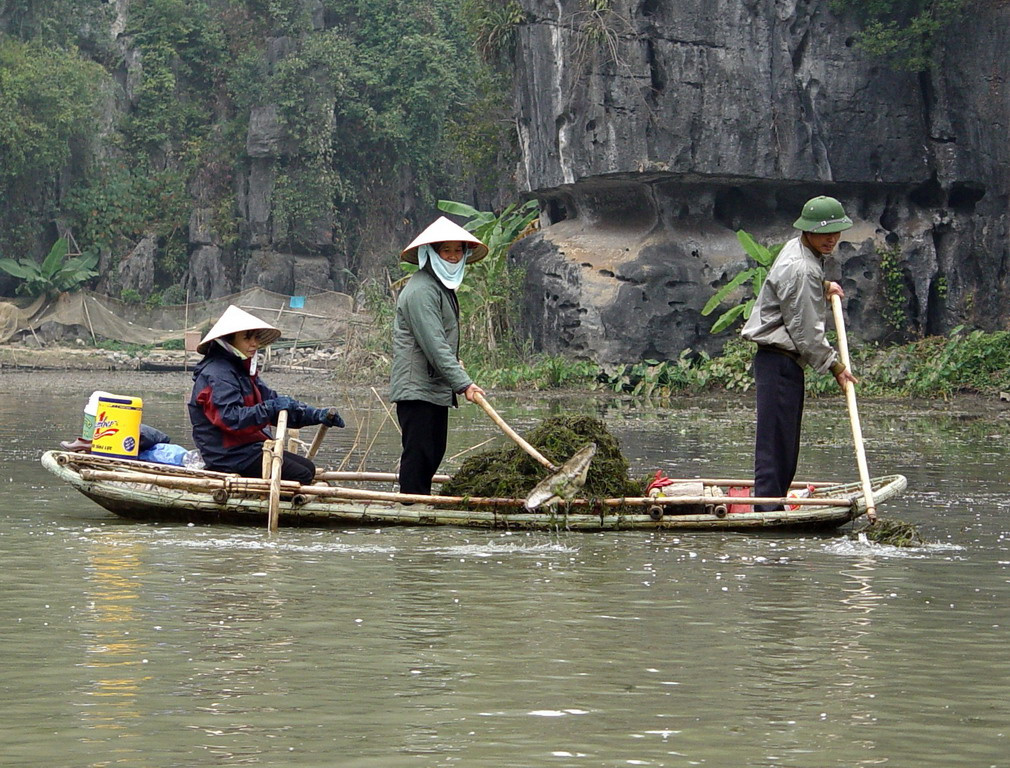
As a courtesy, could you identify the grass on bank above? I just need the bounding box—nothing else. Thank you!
[40,303,1010,400]
[326,295,1010,399]
[595,329,1010,399]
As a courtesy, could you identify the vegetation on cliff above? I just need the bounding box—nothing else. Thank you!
[831,0,969,71]
[0,0,517,301]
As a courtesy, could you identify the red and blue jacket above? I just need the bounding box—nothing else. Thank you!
[188,344,318,473]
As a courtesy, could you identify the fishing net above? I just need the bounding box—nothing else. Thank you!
[441,414,641,501]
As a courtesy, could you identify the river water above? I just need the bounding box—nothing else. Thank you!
[2,370,1008,767]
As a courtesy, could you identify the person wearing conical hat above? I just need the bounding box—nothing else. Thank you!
[741,196,859,511]
[390,217,488,496]
[188,305,345,484]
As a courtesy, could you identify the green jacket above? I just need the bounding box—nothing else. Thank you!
[390,266,472,406]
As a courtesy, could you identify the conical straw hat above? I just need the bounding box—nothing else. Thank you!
[400,216,488,264]
[197,305,282,354]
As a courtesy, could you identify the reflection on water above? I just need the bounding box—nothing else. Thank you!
[1,378,1010,766]
[79,542,148,747]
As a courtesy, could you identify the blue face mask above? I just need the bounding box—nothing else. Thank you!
[418,244,467,290]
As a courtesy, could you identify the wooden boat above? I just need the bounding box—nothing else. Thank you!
[42,450,907,532]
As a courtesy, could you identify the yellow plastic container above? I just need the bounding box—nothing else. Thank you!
[91,394,144,459]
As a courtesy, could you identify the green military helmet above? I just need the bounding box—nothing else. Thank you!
[793,196,853,233]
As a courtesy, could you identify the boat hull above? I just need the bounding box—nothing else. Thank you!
[42,451,907,532]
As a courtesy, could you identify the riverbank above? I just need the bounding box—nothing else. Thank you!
[5,324,1010,402]
[0,343,347,374]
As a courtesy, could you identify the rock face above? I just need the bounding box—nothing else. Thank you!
[510,0,1010,362]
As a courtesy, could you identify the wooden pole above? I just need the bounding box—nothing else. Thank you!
[81,294,97,345]
[267,410,288,532]
[296,484,855,509]
[660,478,833,489]
[183,288,190,373]
[314,470,451,483]
[830,294,877,522]
[370,387,401,435]
[307,426,328,459]
[472,391,556,470]
[289,316,306,364]
[78,468,300,494]
[74,468,860,510]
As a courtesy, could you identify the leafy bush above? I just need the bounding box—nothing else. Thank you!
[121,288,143,305]
[597,338,757,397]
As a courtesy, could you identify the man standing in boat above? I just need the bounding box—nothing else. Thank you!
[741,196,859,511]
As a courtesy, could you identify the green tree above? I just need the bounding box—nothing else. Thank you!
[121,0,227,152]
[701,230,783,333]
[830,0,969,71]
[0,36,106,252]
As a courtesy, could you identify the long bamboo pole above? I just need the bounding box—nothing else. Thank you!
[75,468,861,510]
[77,467,855,508]
[472,392,556,470]
[81,294,97,345]
[79,468,301,494]
[296,484,854,508]
[830,294,877,522]
[311,471,823,490]
[314,470,451,483]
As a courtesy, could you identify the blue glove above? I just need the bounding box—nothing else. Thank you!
[268,395,297,415]
[317,407,345,428]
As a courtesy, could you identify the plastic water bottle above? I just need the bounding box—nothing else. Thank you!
[183,450,205,470]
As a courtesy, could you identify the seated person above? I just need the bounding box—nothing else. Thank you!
[188,305,343,485]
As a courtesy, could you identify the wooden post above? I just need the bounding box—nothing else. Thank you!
[81,294,97,345]
[267,410,288,533]
[307,426,328,459]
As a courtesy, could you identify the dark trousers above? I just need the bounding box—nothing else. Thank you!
[396,400,449,496]
[235,450,317,485]
[753,347,805,512]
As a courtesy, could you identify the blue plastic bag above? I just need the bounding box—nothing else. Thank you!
[138,443,189,466]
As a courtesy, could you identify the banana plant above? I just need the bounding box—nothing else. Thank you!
[436,198,539,350]
[0,237,99,297]
[701,230,783,334]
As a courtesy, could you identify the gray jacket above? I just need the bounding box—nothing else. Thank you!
[741,236,839,374]
[390,267,472,406]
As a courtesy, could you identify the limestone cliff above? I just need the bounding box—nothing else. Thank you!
[509,0,1010,363]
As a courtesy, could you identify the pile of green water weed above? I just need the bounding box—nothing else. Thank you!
[441,414,641,502]
[852,518,924,547]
